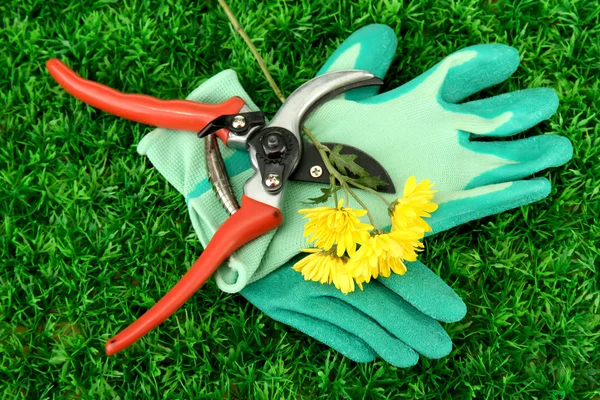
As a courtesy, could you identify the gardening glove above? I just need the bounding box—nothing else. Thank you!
[243,24,572,368]
[243,25,572,368]
[137,24,571,366]
[137,25,467,367]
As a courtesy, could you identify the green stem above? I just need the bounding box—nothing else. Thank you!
[330,174,338,206]
[218,0,385,224]
[343,185,350,207]
[347,180,392,206]
[346,186,376,226]
[217,0,286,103]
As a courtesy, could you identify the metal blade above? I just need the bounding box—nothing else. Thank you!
[289,140,396,194]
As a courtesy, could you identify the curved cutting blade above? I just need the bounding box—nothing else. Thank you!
[289,139,396,194]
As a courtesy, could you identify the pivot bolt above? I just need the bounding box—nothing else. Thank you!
[262,132,286,159]
[265,174,280,188]
[266,135,280,148]
[231,115,246,129]
[310,165,323,178]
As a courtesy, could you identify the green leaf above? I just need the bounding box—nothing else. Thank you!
[328,144,368,177]
[350,175,389,190]
[303,186,341,204]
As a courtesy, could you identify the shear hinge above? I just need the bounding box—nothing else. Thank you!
[197,111,265,138]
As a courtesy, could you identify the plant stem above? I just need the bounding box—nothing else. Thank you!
[219,0,325,160]
[348,180,392,206]
[344,185,350,207]
[347,186,376,226]
[217,0,286,103]
[217,0,382,226]
[330,175,338,206]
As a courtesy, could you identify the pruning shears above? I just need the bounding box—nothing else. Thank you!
[46,59,396,355]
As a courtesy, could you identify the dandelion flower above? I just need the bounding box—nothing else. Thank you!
[348,229,424,283]
[298,198,373,257]
[293,248,357,294]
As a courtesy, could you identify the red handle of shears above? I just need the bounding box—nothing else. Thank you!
[46,59,245,144]
[105,195,283,356]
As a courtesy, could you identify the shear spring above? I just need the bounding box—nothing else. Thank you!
[205,134,240,216]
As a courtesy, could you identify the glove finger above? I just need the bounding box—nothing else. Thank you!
[317,24,398,100]
[280,307,419,368]
[243,262,430,366]
[378,260,467,323]
[321,280,453,360]
[462,134,573,189]
[428,178,552,235]
[371,44,518,106]
[439,44,520,103]
[267,309,379,363]
[446,88,558,137]
[241,267,380,363]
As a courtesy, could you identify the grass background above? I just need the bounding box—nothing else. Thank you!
[1,0,599,398]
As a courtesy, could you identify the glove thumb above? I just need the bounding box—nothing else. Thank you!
[317,24,398,100]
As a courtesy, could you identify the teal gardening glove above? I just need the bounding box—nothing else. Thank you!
[138,25,572,366]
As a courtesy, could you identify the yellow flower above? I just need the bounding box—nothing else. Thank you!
[298,198,373,257]
[292,248,357,294]
[389,176,438,233]
[348,229,424,284]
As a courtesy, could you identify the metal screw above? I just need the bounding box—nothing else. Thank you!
[310,165,323,178]
[265,174,281,188]
[231,115,246,129]
[266,135,279,148]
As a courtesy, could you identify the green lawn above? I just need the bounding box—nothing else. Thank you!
[1,0,599,398]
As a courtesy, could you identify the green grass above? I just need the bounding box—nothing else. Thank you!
[1,0,599,398]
